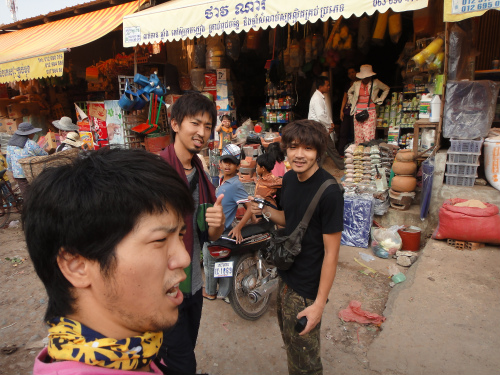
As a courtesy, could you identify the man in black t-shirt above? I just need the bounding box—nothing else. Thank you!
[252,120,344,375]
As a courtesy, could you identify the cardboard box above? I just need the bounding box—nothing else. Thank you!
[216,97,236,111]
[0,117,23,134]
[216,69,230,81]
[205,73,217,87]
[0,98,13,117]
[39,131,58,152]
[7,102,40,118]
[216,82,233,101]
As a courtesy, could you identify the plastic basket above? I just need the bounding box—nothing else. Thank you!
[449,138,484,153]
[447,151,481,164]
[145,134,169,154]
[444,173,477,187]
[445,162,479,176]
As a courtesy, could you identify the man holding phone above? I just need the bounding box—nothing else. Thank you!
[252,120,344,375]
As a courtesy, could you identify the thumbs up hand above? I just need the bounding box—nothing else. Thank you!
[205,194,225,230]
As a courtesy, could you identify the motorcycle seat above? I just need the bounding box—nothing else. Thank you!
[222,221,273,239]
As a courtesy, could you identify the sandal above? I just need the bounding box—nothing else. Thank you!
[202,289,216,301]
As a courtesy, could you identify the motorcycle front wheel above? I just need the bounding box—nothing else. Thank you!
[229,253,271,320]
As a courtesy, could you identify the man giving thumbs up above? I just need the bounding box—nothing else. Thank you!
[158,93,225,374]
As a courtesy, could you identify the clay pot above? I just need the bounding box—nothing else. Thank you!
[391,175,417,192]
[396,149,416,162]
[392,159,417,175]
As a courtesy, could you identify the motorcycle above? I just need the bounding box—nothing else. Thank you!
[207,198,278,320]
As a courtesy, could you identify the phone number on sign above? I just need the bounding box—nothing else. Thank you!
[373,0,408,7]
[457,0,500,12]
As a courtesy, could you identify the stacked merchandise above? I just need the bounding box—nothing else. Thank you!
[343,144,382,187]
[389,150,417,210]
[0,98,40,134]
[240,144,259,183]
[379,91,420,147]
[445,138,483,187]
[215,69,236,128]
[203,72,216,102]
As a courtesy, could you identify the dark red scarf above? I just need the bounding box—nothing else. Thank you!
[160,144,216,294]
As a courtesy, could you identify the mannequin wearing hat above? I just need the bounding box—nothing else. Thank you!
[52,116,79,142]
[55,132,84,153]
[348,65,389,144]
[6,122,48,198]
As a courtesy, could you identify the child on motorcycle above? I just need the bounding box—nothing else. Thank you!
[252,143,283,222]
[203,144,253,301]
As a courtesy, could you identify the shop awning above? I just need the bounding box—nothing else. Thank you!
[123,0,428,46]
[0,0,143,84]
[443,0,500,22]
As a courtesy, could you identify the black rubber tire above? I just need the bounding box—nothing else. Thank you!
[0,194,11,228]
[14,196,23,214]
[228,253,270,320]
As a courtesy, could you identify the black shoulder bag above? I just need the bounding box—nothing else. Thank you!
[267,179,335,271]
[354,79,374,123]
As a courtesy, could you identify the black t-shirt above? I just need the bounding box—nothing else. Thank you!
[278,168,344,300]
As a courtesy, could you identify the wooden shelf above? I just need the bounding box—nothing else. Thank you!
[475,69,500,74]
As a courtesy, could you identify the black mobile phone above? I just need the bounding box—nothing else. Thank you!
[295,316,308,333]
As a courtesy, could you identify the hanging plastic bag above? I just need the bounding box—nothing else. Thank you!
[371,225,403,259]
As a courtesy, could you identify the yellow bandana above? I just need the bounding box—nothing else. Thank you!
[47,317,162,370]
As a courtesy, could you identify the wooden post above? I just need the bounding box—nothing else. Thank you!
[436,22,450,151]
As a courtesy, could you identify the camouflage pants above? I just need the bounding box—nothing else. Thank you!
[277,278,322,375]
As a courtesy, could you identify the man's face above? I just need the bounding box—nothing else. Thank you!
[348,68,357,82]
[220,159,238,177]
[319,81,330,94]
[287,142,318,178]
[172,112,213,154]
[87,210,190,337]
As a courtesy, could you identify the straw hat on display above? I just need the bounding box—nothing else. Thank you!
[14,122,42,136]
[356,65,377,79]
[62,132,83,148]
[52,116,79,131]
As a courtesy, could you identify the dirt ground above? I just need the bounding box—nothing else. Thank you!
[0,208,403,375]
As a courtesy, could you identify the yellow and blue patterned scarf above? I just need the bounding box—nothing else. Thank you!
[47,317,162,370]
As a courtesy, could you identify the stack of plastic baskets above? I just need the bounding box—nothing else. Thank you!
[445,138,483,186]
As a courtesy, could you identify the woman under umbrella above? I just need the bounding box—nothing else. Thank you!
[6,122,48,198]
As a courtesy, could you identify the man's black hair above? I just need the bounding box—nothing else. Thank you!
[267,142,285,163]
[281,119,327,158]
[315,76,329,90]
[170,93,217,142]
[22,148,194,322]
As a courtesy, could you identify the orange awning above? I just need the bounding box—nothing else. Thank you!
[0,0,142,83]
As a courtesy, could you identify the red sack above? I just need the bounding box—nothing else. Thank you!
[432,198,500,244]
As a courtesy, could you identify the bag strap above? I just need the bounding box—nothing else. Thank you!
[299,179,336,227]
[367,78,374,107]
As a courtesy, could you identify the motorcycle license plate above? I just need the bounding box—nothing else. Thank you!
[214,261,233,278]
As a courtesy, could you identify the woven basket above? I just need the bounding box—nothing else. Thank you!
[19,148,81,183]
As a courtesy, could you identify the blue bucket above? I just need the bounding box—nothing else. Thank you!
[118,80,137,111]
[134,89,150,110]
[134,73,150,87]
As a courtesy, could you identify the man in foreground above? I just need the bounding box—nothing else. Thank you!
[309,76,344,170]
[158,93,225,374]
[252,119,344,375]
[24,148,194,374]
